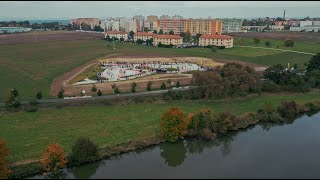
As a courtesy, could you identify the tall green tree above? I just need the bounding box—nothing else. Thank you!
[265,41,271,47]
[159,29,164,34]
[147,81,152,91]
[169,30,174,35]
[36,91,42,100]
[153,30,157,34]
[131,82,137,93]
[253,38,261,46]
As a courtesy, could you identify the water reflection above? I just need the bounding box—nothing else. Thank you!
[159,141,187,167]
[72,160,103,179]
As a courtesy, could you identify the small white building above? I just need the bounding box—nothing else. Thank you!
[105,31,128,40]
[134,32,154,42]
[199,34,234,48]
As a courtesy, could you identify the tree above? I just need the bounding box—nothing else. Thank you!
[160,107,189,142]
[169,30,174,35]
[57,89,64,99]
[0,139,12,179]
[131,82,137,93]
[70,137,98,165]
[176,81,180,88]
[147,81,152,91]
[184,30,191,42]
[40,143,68,175]
[263,64,286,84]
[161,82,167,89]
[11,88,18,97]
[153,30,157,34]
[265,41,271,47]
[120,37,124,42]
[129,31,135,39]
[167,79,172,87]
[284,39,294,47]
[97,89,102,96]
[306,53,320,72]
[159,29,164,34]
[91,84,97,92]
[136,39,144,44]
[36,91,43,100]
[253,38,261,46]
[143,27,150,32]
[238,37,244,47]
[114,87,120,94]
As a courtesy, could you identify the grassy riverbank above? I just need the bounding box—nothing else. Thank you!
[1,90,320,163]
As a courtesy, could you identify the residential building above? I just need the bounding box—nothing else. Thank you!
[160,15,171,19]
[147,15,159,22]
[69,18,101,30]
[157,17,184,34]
[290,20,320,32]
[105,31,128,40]
[134,32,154,42]
[183,18,222,35]
[242,25,267,32]
[221,18,243,33]
[199,34,234,48]
[153,34,183,46]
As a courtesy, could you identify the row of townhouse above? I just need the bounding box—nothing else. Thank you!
[105,31,234,48]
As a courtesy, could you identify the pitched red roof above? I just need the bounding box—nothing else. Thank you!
[135,32,155,36]
[105,31,128,35]
[153,35,182,39]
[200,34,233,39]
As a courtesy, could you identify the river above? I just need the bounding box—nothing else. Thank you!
[29,112,320,179]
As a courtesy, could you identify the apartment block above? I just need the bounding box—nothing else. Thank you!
[134,32,154,42]
[199,34,234,48]
[105,31,128,40]
[153,35,183,46]
[156,18,184,34]
[183,19,222,35]
[69,18,101,30]
[221,18,243,33]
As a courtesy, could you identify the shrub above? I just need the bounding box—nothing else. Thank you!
[261,81,283,92]
[200,128,216,140]
[232,112,258,129]
[57,89,64,99]
[163,90,183,101]
[11,88,19,97]
[114,87,120,94]
[160,107,189,142]
[70,137,98,165]
[0,139,12,179]
[40,143,68,175]
[160,82,167,90]
[36,91,43,100]
[176,81,180,88]
[217,46,226,49]
[265,41,271,47]
[277,101,299,119]
[257,103,284,123]
[91,84,97,92]
[188,108,214,138]
[25,105,38,112]
[284,40,294,47]
[131,82,137,93]
[211,112,234,134]
[147,81,152,91]
[97,89,102,96]
[305,102,320,112]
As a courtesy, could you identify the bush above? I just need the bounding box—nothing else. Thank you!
[0,139,12,179]
[284,40,294,47]
[160,82,167,90]
[40,143,68,175]
[25,105,38,112]
[131,82,137,93]
[217,46,226,49]
[187,108,214,138]
[36,91,43,100]
[11,88,19,97]
[163,90,183,101]
[160,107,189,142]
[57,89,64,99]
[277,101,299,119]
[147,81,152,91]
[97,89,102,96]
[261,81,283,92]
[114,87,120,94]
[231,112,258,129]
[70,137,98,165]
[305,102,320,112]
[257,103,284,123]
[91,84,97,92]
[200,128,216,140]
[211,112,234,134]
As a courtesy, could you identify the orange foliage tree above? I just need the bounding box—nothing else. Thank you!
[40,143,68,175]
[0,138,12,179]
[160,107,190,142]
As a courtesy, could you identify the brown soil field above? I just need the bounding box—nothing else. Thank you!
[227,32,320,43]
[0,31,104,45]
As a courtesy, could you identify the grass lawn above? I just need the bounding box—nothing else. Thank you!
[1,90,320,163]
[0,34,318,100]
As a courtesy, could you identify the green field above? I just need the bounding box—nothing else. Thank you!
[0,33,319,100]
[1,91,320,163]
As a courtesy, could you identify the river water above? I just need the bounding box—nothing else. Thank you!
[29,112,320,179]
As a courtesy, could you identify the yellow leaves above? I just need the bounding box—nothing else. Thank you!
[40,143,68,174]
[0,138,12,179]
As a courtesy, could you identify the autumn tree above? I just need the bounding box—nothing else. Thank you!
[131,82,137,93]
[40,143,68,175]
[0,139,12,179]
[160,107,189,142]
[253,38,261,46]
[147,81,152,91]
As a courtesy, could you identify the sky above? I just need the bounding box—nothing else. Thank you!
[0,1,319,20]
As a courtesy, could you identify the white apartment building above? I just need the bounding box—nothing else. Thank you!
[134,32,154,42]
[199,34,234,48]
[105,31,128,40]
[153,35,183,46]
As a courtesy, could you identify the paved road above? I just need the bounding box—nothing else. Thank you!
[235,45,316,55]
[0,86,194,107]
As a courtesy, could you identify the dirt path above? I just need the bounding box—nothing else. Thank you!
[236,45,316,55]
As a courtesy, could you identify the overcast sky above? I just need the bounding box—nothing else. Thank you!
[0,1,319,20]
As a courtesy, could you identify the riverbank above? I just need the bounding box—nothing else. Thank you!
[2,90,320,178]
